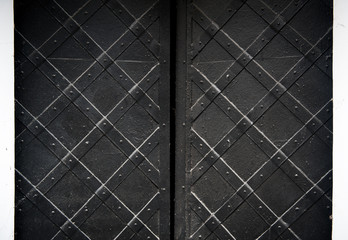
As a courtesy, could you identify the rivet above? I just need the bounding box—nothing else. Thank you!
[243,189,247,193]
[148,142,151,145]
[51,143,55,146]
[69,90,73,94]
[119,174,122,177]
[226,74,230,78]
[262,38,265,42]
[295,207,299,211]
[294,174,298,177]
[294,70,297,74]
[85,141,89,145]
[278,226,281,229]
[147,39,151,43]
[119,10,122,13]
[227,43,231,47]
[51,210,55,214]
[51,177,55,180]
[260,140,263,143]
[54,40,57,43]
[294,105,298,109]
[259,206,262,209]
[118,206,122,209]
[260,105,264,108]
[260,174,263,177]
[86,107,89,111]
[103,122,107,126]
[258,72,261,76]
[20,139,24,143]
[327,135,330,139]
[85,208,88,212]
[35,56,39,60]
[84,11,88,15]
[226,171,229,175]
[69,159,72,162]
[121,43,124,46]
[201,102,204,106]
[87,176,91,180]
[86,41,90,45]
[119,139,123,143]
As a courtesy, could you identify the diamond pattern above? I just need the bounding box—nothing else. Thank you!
[16,137,59,185]
[80,137,127,182]
[15,69,61,117]
[46,171,93,218]
[223,69,268,114]
[222,4,268,49]
[222,134,268,180]
[254,34,302,81]
[192,167,235,211]
[115,103,157,147]
[255,169,303,215]
[184,0,332,239]
[80,204,125,240]
[15,0,332,238]
[15,0,166,238]
[223,202,268,240]
[114,168,157,212]
[83,6,127,50]
[255,101,303,148]
[47,104,95,150]
[83,71,127,115]
[193,103,234,146]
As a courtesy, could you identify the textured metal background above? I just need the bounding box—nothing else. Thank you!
[14,0,170,239]
[175,0,333,239]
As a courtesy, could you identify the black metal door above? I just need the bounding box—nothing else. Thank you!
[15,0,332,239]
[175,0,332,239]
[15,0,170,239]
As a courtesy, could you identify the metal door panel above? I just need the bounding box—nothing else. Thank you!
[175,0,332,239]
[15,0,170,239]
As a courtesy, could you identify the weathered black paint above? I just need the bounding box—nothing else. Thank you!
[15,0,332,239]
[15,0,170,239]
[175,0,332,239]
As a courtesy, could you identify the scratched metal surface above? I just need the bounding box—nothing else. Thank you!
[176,0,333,239]
[14,0,170,239]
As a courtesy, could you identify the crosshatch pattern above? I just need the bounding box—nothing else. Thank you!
[181,0,333,239]
[15,0,170,239]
